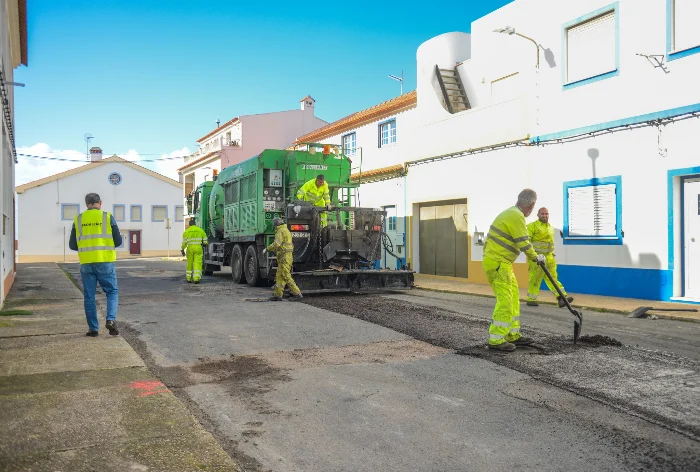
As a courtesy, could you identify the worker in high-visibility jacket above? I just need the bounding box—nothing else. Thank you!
[296,174,331,227]
[181,218,208,284]
[482,189,544,352]
[263,217,303,301]
[526,207,574,308]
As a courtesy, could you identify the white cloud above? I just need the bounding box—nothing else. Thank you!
[15,143,189,186]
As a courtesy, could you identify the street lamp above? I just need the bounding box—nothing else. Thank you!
[388,70,403,95]
[493,26,540,68]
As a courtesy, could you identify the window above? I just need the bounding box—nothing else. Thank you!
[152,205,167,222]
[342,132,356,156]
[563,176,622,245]
[175,206,184,222]
[563,4,618,88]
[384,206,397,232]
[668,0,700,60]
[61,204,80,220]
[379,119,396,147]
[130,205,142,222]
[113,204,125,222]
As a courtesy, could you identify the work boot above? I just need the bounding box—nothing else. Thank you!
[292,293,303,300]
[269,296,284,301]
[526,300,539,307]
[186,279,192,283]
[510,336,534,346]
[193,280,200,285]
[106,320,119,336]
[558,296,574,308]
[85,330,99,337]
[488,342,516,352]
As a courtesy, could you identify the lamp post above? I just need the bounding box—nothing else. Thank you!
[388,70,404,95]
[493,26,540,69]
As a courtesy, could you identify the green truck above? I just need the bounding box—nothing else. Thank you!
[188,143,414,293]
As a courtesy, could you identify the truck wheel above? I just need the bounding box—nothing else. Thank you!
[244,244,260,287]
[231,244,246,284]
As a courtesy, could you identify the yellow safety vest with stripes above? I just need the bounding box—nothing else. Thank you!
[296,179,330,207]
[484,206,538,264]
[267,225,294,255]
[181,225,208,249]
[527,220,555,255]
[74,209,116,264]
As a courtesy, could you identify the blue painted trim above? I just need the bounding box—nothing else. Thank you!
[677,173,700,297]
[61,203,80,221]
[151,205,168,222]
[107,172,122,186]
[531,102,700,144]
[556,264,672,301]
[669,298,700,306]
[175,205,184,222]
[562,2,619,90]
[562,176,622,245]
[666,0,700,61]
[667,167,700,277]
[112,204,125,222]
[130,204,142,222]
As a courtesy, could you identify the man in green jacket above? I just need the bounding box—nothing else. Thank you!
[483,189,544,352]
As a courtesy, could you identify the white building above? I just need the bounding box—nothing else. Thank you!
[1,0,28,306]
[17,149,183,262]
[179,96,328,220]
[295,0,700,303]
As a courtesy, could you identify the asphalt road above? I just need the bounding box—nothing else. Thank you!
[60,260,700,472]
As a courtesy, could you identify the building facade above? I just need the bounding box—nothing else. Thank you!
[17,150,184,262]
[295,0,700,302]
[0,0,28,306]
[179,96,328,222]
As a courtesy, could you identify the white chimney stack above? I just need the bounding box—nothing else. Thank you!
[300,95,315,114]
[89,147,103,162]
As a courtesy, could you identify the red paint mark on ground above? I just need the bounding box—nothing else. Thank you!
[130,380,169,397]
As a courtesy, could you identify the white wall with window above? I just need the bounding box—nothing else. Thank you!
[16,157,182,262]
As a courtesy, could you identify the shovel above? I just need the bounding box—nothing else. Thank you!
[627,306,698,318]
[537,260,583,343]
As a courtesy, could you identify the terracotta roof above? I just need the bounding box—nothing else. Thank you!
[16,156,180,194]
[294,90,417,144]
[350,164,406,183]
[177,151,218,172]
[19,0,27,66]
[299,95,314,102]
[196,118,239,143]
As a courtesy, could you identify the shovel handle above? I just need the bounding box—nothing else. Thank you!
[537,260,576,314]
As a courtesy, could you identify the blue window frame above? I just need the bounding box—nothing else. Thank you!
[112,204,126,222]
[342,132,356,156]
[151,205,168,222]
[61,203,80,221]
[130,205,142,222]
[563,176,622,245]
[562,3,619,90]
[378,119,396,147]
[666,0,700,61]
[175,205,184,222]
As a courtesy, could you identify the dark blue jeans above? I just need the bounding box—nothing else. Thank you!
[80,262,119,332]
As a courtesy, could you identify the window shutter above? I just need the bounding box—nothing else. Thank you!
[566,10,616,83]
[62,204,79,220]
[153,206,167,221]
[114,206,125,221]
[568,184,617,237]
[673,0,700,52]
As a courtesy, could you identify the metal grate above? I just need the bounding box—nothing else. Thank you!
[224,181,239,204]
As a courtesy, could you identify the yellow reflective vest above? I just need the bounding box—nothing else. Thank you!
[74,209,116,264]
[296,178,330,207]
[181,225,208,250]
[484,206,538,264]
[527,220,555,255]
[267,225,294,263]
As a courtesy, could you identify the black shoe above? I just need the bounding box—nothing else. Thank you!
[86,330,99,337]
[487,342,516,352]
[106,321,119,336]
[511,336,534,346]
[558,296,574,308]
[269,296,283,301]
[526,301,539,307]
[193,280,200,285]
[291,293,303,300]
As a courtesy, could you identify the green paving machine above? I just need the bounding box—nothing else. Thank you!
[187,143,414,293]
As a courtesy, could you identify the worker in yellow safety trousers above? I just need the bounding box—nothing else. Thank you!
[526,207,574,308]
[181,218,208,284]
[483,189,545,352]
[263,217,303,301]
[296,174,331,227]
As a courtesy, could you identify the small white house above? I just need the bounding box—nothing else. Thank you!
[16,148,183,262]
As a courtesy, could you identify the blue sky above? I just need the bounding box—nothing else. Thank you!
[14,0,511,183]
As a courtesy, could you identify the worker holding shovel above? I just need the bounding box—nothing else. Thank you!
[526,207,573,308]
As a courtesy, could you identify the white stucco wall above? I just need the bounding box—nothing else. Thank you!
[18,161,183,262]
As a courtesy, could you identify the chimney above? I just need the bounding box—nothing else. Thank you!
[89,147,103,162]
[216,119,220,128]
[300,95,315,113]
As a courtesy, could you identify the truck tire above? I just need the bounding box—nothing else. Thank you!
[244,244,260,287]
[231,244,246,284]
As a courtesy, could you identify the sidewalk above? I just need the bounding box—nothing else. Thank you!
[414,274,700,322]
[0,264,240,471]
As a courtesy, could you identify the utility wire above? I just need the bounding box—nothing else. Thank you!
[17,153,187,163]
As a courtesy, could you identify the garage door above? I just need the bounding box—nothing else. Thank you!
[419,200,468,277]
